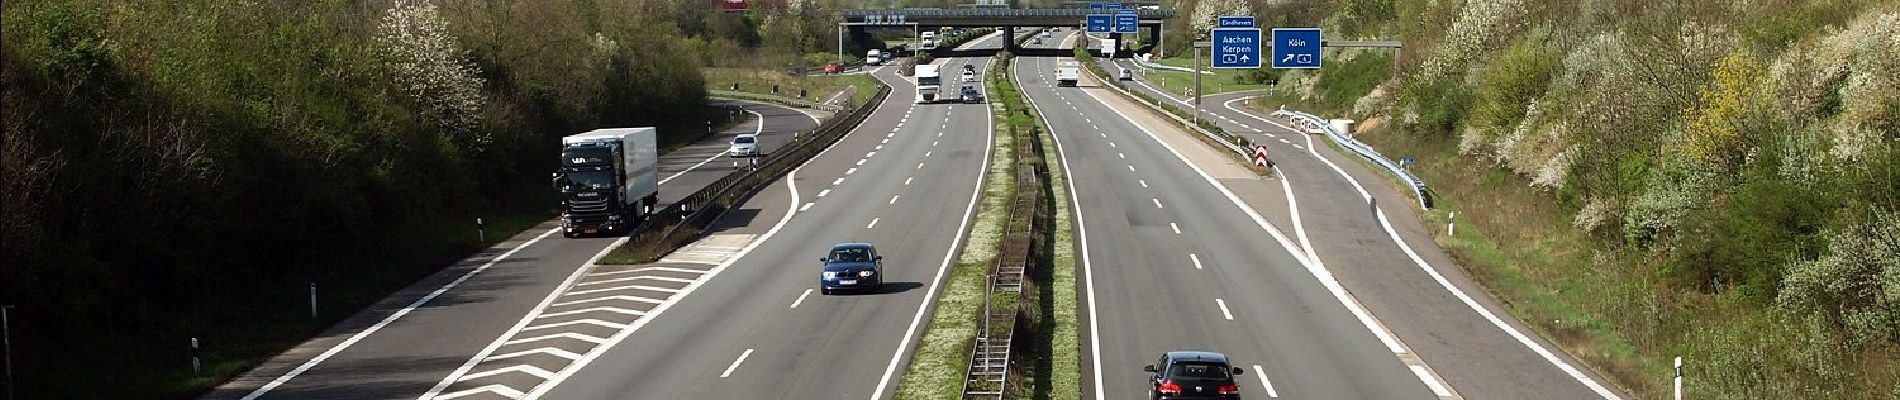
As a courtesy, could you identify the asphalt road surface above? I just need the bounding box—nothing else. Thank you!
[524,31,1013,400]
[199,100,821,400]
[1019,29,1439,400]
[1078,35,1626,399]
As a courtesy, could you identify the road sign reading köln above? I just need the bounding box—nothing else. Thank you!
[1211,28,1262,69]
[1217,16,1255,28]
[1271,28,1323,69]
[1086,15,1112,33]
[1115,10,1139,33]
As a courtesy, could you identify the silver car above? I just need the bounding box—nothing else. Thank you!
[728,134,760,157]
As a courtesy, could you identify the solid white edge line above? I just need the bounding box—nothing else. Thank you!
[1411,365,1453,396]
[660,107,769,186]
[1016,54,1108,400]
[1252,365,1279,398]
[790,289,813,309]
[1084,68,1483,396]
[720,348,756,378]
[1215,298,1235,321]
[245,227,560,400]
[420,232,630,398]
[1246,96,1620,399]
[867,58,996,400]
[522,64,903,399]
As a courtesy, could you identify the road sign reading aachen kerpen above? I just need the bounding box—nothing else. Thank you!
[1211,28,1262,69]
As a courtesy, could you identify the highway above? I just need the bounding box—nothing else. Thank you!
[1083,37,1625,399]
[519,31,1011,399]
[198,99,820,399]
[1020,29,1438,399]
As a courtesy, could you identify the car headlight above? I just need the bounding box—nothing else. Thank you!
[823,271,837,278]
[859,270,875,277]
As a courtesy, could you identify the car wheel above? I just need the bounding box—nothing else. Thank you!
[876,282,885,293]
[821,288,832,295]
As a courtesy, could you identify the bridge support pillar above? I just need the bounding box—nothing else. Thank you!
[1003,27,1018,53]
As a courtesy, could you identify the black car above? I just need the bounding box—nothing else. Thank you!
[959,85,985,104]
[1145,351,1244,400]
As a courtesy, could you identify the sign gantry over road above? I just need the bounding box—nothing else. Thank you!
[1271,28,1323,69]
[1115,9,1139,33]
[1210,27,1262,69]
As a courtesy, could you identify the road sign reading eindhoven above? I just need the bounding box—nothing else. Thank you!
[1211,28,1262,69]
[1086,15,1112,33]
[1115,10,1139,33]
[1271,28,1323,69]
[1217,16,1255,28]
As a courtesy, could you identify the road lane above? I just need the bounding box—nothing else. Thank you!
[531,31,1009,400]
[202,101,826,400]
[1085,37,1622,399]
[1022,30,1435,399]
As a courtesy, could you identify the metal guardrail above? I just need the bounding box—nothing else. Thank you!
[618,84,892,261]
[1070,43,1253,158]
[708,90,847,112]
[1271,110,1433,209]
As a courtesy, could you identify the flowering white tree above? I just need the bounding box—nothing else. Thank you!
[1190,0,1252,33]
[377,0,490,151]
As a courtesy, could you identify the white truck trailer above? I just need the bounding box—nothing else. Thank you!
[915,64,943,104]
[1056,61,1079,87]
[555,128,659,237]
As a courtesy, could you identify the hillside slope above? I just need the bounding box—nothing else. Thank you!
[1199,0,1898,398]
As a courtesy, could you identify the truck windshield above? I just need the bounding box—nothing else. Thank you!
[562,171,616,190]
[919,77,941,86]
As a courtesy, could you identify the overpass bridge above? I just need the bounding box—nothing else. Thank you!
[836,8,1176,57]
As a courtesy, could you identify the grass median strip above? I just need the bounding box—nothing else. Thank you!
[893,67,1014,400]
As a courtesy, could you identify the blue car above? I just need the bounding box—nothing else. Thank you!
[819,243,884,295]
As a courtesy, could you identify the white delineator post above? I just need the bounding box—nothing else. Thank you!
[1675,356,1684,400]
[1447,211,1457,236]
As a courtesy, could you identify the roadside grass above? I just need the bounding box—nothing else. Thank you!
[893,83,1015,400]
[1036,112,1082,400]
[1242,51,1393,118]
[1136,57,1269,97]
[703,67,878,106]
[1349,128,1897,398]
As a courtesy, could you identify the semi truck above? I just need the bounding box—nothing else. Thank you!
[915,64,943,104]
[1056,61,1079,87]
[554,128,660,238]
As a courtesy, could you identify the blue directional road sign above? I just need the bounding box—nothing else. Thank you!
[1271,28,1323,69]
[1105,3,1120,11]
[1217,16,1255,28]
[1086,15,1112,33]
[1211,28,1262,69]
[1088,2,1104,10]
[1115,10,1139,33]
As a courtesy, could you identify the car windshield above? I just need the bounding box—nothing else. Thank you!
[733,136,755,144]
[828,248,872,262]
[1168,362,1231,379]
[562,171,616,190]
